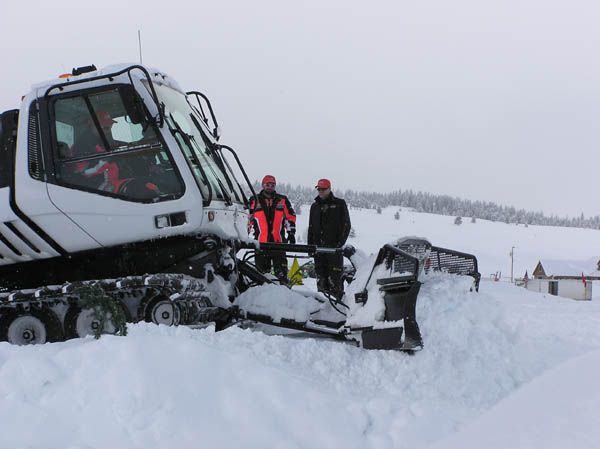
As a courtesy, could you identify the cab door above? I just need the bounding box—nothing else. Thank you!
[42,84,202,247]
[12,98,101,254]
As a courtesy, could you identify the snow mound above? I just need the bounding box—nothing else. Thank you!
[414,273,526,408]
[0,326,367,449]
[234,283,322,323]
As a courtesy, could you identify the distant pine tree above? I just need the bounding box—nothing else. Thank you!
[247,182,600,230]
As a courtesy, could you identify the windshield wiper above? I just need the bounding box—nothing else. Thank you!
[166,114,213,206]
[111,141,162,153]
[188,112,240,203]
[188,134,233,206]
[219,149,245,203]
[216,144,258,210]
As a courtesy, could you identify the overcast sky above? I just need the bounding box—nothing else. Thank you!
[2,0,599,217]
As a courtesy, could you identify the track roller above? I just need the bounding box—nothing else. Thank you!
[142,294,181,326]
[64,306,117,339]
[0,307,62,345]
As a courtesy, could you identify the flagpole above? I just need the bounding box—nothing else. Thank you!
[510,246,515,283]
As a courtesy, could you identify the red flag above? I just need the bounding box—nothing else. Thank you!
[582,272,587,288]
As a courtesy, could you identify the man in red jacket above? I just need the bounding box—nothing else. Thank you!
[249,175,296,282]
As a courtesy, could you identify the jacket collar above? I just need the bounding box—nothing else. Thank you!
[315,192,335,203]
[259,189,277,199]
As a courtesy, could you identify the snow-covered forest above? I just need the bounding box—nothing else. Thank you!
[262,182,600,230]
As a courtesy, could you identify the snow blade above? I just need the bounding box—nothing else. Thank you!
[358,256,424,350]
[380,281,424,349]
[381,281,421,322]
[234,238,477,352]
[402,318,423,351]
[361,327,403,350]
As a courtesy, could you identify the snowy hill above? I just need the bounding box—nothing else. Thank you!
[298,207,600,283]
[2,208,600,449]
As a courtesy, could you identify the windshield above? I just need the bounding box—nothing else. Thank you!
[150,82,245,205]
[51,86,184,203]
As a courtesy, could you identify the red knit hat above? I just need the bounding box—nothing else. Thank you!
[262,175,276,185]
[315,178,331,189]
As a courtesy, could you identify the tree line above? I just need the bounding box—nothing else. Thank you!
[252,182,600,230]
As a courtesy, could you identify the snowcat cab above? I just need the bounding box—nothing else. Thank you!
[0,64,253,287]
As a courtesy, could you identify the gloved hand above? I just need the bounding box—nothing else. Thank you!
[287,233,296,244]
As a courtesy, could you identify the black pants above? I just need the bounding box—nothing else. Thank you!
[255,250,288,282]
[314,252,344,298]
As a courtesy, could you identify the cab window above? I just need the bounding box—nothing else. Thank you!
[51,86,184,202]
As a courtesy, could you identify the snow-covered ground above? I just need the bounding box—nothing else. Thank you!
[2,208,600,449]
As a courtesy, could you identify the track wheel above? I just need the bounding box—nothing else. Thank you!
[0,309,56,345]
[64,306,117,339]
[143,295,181,326]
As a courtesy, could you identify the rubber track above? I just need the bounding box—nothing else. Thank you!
[0,273,224,325]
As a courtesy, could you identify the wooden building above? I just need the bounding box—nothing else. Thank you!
[527,258,600,301]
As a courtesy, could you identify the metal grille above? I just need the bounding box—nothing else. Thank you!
[395,238,432,262]
[429,246,481,290]
[380,244,419,280]
[28,106,42,180]
[390,253,418,276]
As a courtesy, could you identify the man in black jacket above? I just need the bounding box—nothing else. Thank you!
[307,178,351,297]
